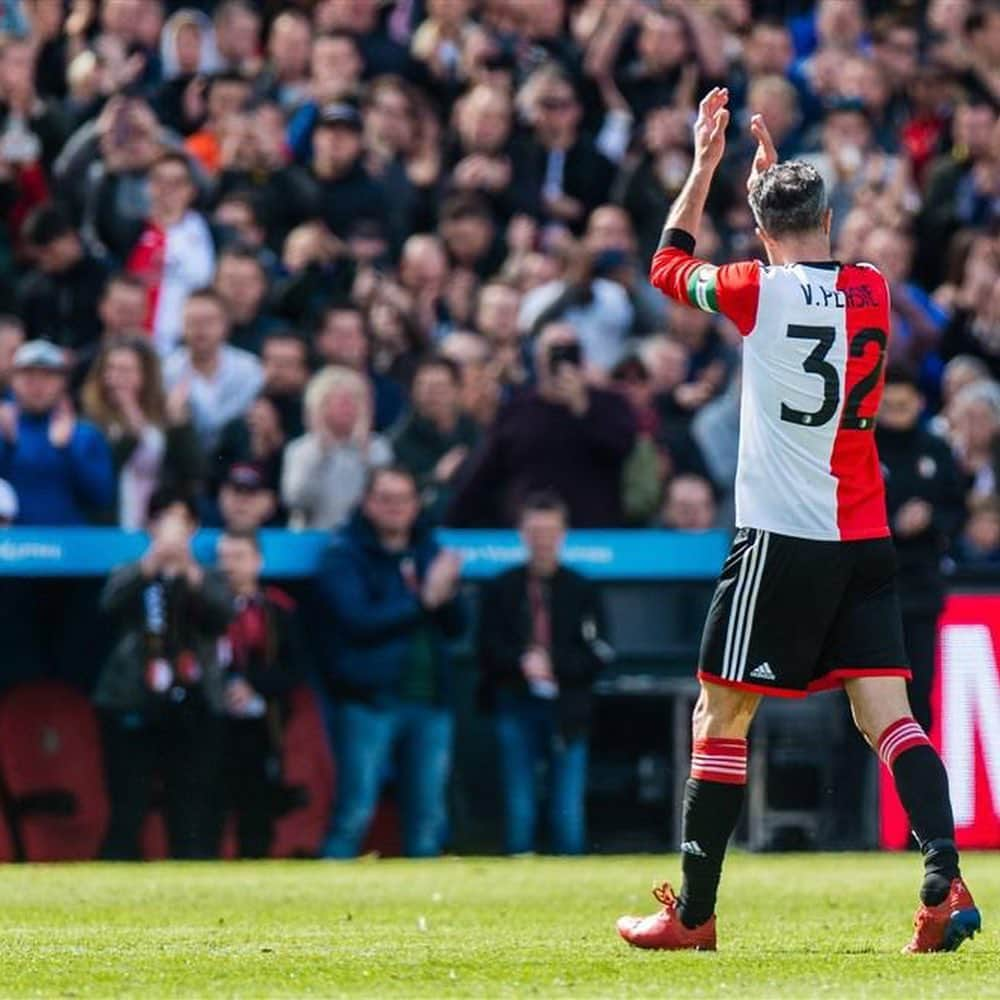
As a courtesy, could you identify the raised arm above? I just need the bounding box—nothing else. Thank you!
[649,93,773,337]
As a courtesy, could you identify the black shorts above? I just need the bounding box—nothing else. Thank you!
[698,528,911,698]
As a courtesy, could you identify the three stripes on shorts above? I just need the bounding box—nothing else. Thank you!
[722,530,771,683]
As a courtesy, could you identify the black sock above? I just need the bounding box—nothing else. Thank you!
[677,734,749,929]
[881,721,960,906]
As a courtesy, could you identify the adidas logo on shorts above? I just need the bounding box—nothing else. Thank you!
[680,840,708,858]
[749,662,776,681]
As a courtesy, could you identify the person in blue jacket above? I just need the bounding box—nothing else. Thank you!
[0,340,115,524]
[316,465,466,858]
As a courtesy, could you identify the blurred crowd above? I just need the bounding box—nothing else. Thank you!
[0,0,997,547]
[0,0,999,856]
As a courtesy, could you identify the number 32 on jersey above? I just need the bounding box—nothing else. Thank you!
[780,323,886,431]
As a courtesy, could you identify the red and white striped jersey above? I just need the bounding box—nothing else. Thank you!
[651,236,891,542]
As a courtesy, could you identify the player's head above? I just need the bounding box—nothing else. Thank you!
[748,160,832,262]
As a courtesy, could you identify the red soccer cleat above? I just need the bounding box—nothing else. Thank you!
[904,877,982,954]
[617,882,717,951]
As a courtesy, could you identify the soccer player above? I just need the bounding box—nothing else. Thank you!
[616,88,981,955]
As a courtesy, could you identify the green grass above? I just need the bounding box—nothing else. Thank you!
[0,853,997,998]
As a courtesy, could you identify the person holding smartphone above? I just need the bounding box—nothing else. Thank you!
[448,322,637,527]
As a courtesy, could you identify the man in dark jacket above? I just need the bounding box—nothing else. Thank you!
[477,492,610,855]
[217,529,306,857]
[306,102,388,240]
[315,466,466,858]
[448,324,637,527]
[877,367,966,731]
[17,205,109,358]
[391,356,480,524]
[95,490,233,860]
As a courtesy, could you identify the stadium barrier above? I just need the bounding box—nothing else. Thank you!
[0,526,731,579]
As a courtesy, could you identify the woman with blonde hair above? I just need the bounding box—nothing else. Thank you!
[281,366,393,529]
[82,336,202,529]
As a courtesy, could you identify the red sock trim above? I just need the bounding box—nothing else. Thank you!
[877,717,930,769]
[691,737,748,785]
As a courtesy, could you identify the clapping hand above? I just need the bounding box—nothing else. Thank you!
[48,397,77,449]
[748,113,778,193]
[692,87,729,172]
[421,550,463,609]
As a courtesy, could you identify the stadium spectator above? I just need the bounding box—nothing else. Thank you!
[477,491,609,855]
[163,288,263,457]
[81,335,202,529]
[316,466,466,858]
[213,247,281,356]
[877,367,966,731]
[216,463,279,534]
[955,494,1000,565]
[216,529,305,858]
[660,474,718,532]
[449,323,636,526]
[213,331,309,494]
[313,304,406,433]
[96,489,233,861]
[97,274,151,341]
[438,329,502,429]
[125,152,216,356]
[391,356,480,523]
[18,203,108,355]
[0,339,114,524]
[281,366,392,530]
[947,380,1000,499]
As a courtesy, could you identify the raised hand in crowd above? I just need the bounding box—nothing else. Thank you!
[0,402,18,445]
[421,549,463,610]
[48,397,76,449]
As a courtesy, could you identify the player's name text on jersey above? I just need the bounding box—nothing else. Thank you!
[800,283,879,309]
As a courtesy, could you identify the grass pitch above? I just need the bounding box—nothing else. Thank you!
[0,853,997,998]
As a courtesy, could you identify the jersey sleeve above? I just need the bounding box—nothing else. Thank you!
[650,231,762,337]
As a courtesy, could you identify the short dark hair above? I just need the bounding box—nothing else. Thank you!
[748,161,828,238]
[22,203,75,247]
[151,151,194,180]
[148,487,199,524]
[102,272,145,298]
[883,364,920,391]
[519,490,569,524]
[363,465,417,499]
[415,355,462,384]
[221,528,261,553]
[185,286,228,316]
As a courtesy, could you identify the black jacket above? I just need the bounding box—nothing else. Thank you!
[476,565,610,740]
[95,563,234,716]
[877,424,965,614]
[17,253,109,351]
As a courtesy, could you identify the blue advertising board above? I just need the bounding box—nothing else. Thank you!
[0,528,728,581]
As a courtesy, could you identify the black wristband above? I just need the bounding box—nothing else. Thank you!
[657,227,696,253]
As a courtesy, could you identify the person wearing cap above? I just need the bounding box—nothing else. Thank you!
[217,462,279,533]
[306,101,389,241]
[0,340,115,525]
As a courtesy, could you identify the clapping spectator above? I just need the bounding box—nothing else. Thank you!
[281,366,392,530]
[316,466,466,858]
[391,356,480,523]
[0,340,114,524]
[81,336,201,529]
[96,490,233,860]
[449,323,636,526]
[477,492,609,855]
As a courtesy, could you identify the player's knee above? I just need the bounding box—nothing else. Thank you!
[692,683,759,740]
